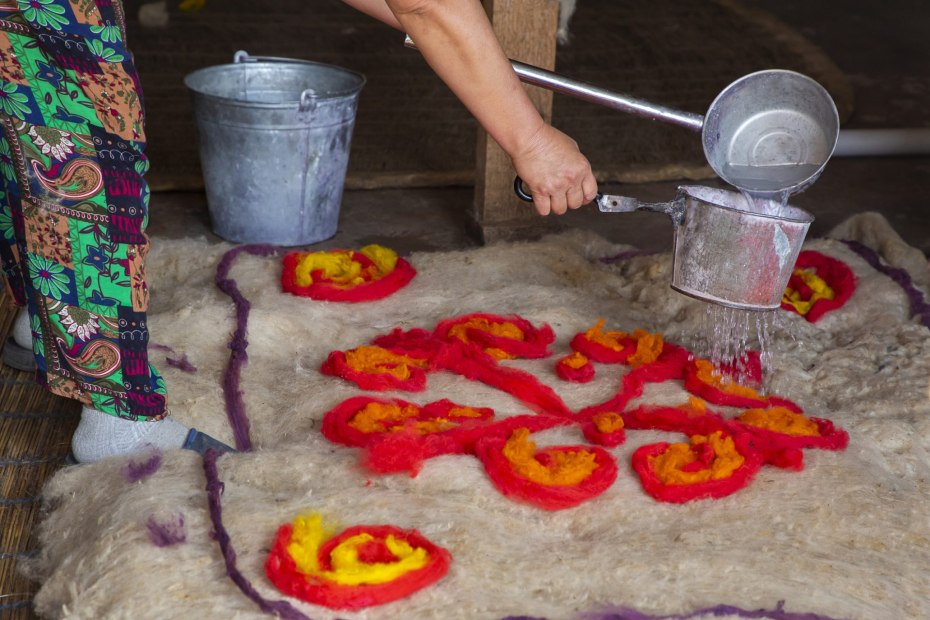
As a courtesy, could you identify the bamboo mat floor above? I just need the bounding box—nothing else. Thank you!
[0,294,80,620]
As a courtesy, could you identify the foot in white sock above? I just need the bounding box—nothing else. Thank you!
[70,407,235,463]
[12,307,32,348]
[71,407,192,463]
[3,308,37,371]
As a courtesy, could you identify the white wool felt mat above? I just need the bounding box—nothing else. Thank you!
[23,213,930,620]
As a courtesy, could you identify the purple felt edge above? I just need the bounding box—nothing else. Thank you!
[841,240,930,329]
[147,513,187,547]
[576,601,849,620]
[501,600,849,620]
[122,449,163,483]
[214,244,282,452]
[203,449,313,620]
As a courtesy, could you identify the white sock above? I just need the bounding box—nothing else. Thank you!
[12,308,32,349]
[71,406,191,463]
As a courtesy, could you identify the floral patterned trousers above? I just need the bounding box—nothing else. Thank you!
[0,0,167,420]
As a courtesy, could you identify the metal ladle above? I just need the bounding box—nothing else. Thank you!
[404,36,839,195]
[503,57,841,197]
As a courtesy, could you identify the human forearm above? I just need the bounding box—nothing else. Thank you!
[385,0,546,159]
[339,0,404,30]
[338,0,598,214]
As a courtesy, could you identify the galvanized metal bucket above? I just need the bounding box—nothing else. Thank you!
[597,186,814,310]
[184,51,365,246]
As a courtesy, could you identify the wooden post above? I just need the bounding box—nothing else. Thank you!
[472,0,560,244]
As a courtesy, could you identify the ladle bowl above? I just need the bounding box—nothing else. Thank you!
[703,70,840,197]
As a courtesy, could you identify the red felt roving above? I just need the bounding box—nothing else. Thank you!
[781,250,857,322]
[319,311,849,506]
[281,250,416,302]
[433,312,555,359]
[475,429,618,510]
[320,348,429,392]
[631,431,763,503]
[265,523,451,610]
[555,352,596,383]
[321,396,496,475]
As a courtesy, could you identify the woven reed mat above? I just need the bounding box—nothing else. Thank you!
[131,0,854,191]
[19,213,930,619]
[0,294,79,620]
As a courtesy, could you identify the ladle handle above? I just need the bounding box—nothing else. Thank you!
[403,36,703,131]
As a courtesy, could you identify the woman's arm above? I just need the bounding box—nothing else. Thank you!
[341,0,597,215]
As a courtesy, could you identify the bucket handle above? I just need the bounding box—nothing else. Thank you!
[232,50,318,115]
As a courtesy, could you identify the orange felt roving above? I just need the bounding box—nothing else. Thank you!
[556,352,596,383]
[476,427,618,510]
[632,430,763,503]
[321,345,431,391]
[281,244,416,302]
[320,312,848,506]
[434,312,554,360]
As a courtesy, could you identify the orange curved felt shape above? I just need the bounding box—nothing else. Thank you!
[321,345,432,392]
[476,427,618,510]
[737,406,820,437]
[593,411,624,434]
[556,352,596,383]
[434,313,555,360]
[502,428,599,486]
[627,330,664,367]
[648,432,744,485]
[447,317,524,360]
[632,431,762,503]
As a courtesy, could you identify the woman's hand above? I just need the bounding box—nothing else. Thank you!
[511,123,598,216]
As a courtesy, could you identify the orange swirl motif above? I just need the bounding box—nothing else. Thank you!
[31,159,104,200]
[56,337,121,379]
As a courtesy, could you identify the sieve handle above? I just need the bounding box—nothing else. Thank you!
[596,193,685,226]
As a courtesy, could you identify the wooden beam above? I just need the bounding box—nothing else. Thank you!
[472,0,560,243]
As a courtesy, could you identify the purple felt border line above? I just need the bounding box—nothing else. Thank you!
[841,240,930,329]
[215,244,282,451]
[203,449,314,620]
[503,600,848,620]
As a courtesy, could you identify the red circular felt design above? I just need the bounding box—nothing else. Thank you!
[281,250,416,302]
[475,430,618,510]
[631,431,762,503]
[433,312,554,359]
[265,523,451,610]
[781,250,856,322]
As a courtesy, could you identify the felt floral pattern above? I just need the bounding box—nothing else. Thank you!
[281,244,416,302]
[782,250,856,322]
[265,514,451,610]
[321,313,849,506]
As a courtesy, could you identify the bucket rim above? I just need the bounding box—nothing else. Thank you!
[183,59,366,106]
[677,185,815,225]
